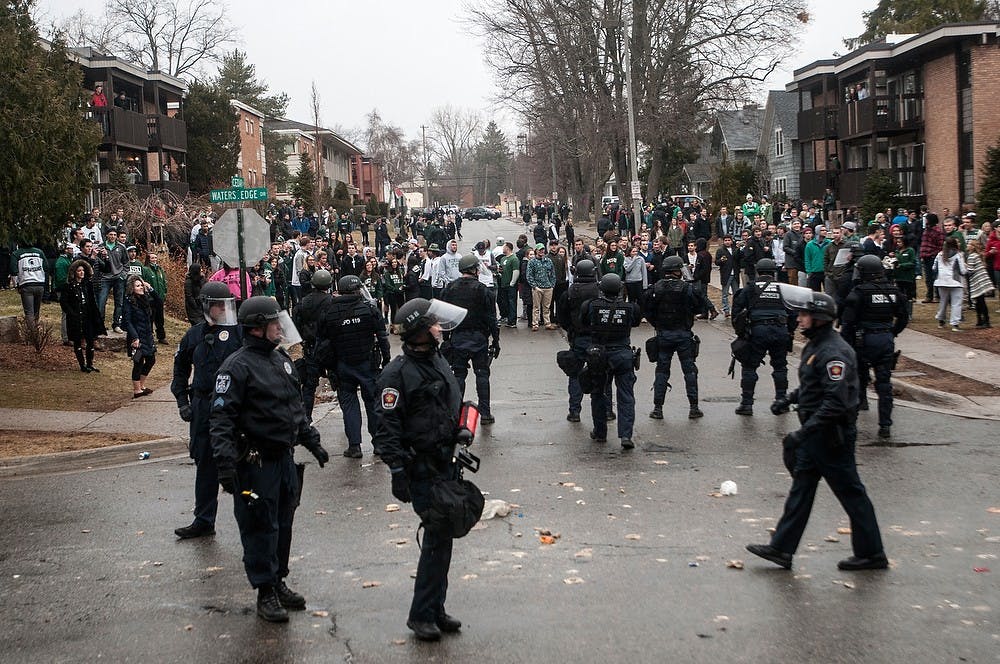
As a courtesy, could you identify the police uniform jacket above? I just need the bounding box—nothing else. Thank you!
[731,280,788,324]
[788,324,859,439]
[557,276,600,337]
[840,279,908,341]
[292,290,333,352]
[171,322,243,405]
[642,277,706,331]
[374,345,462,472]
[210,335,311,468]
[317,293,391,366]
[440,276,499,342]
[584,295,641,347]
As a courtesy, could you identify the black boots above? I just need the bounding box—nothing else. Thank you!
[85,348,98,372]
[274,580,306,610]
[174,521,215,539]
[257,586,289,623]
[734,403,753,416]
[74,348,87,372]
[649,405,663,419]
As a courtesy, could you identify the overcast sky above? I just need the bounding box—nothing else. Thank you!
[38,0,870,145]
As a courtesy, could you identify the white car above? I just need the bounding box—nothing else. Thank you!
[601,195,620,207]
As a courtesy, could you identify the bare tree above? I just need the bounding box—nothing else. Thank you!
[466,0,807,208]
[71,0,237,79]
[363,109,420,205]
[426,105,483,203]
[310,81,324,208]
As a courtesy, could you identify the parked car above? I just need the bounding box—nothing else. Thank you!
[601,195,620,207]
[463,206,492,220]
[670,194,705,209]
[485,206,502,219]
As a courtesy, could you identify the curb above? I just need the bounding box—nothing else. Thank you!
[0,435,188,479]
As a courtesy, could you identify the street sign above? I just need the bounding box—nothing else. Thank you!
[209,187,268,204]
[630,181,642,198]
[212,208,270,273]
[552,191,558,200]
[231,175,245,188]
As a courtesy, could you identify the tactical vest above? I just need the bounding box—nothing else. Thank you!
[444,278,488,335]
[855,281,896,329]
[295,291,330,345]
[589,297,631,345]
[654,279,691,330]
[749,280,787,322]
[568,279,601,333]
[325,294,379,365]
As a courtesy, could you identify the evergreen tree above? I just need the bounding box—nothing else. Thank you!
[215,50,289,118]
[108,160,132,192]
[846,0,994,49]
[859,170,901,224]
[292,153,316,211]
[472,120,511,205]
[184,80,240,194]
[976,138,1000,219]
[0,0,101,246]
[711,160,757,210]
[332,181,352,214]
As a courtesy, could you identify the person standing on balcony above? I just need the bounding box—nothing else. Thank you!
[91,83,107,108]
[855,82,870,100]
[161,163,171,182]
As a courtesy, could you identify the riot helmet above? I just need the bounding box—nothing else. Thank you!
[310,269,333,291]
[777,284,836,322]
[338,275,362,294]
[599,273,623,297]
[856,254,884,280]
[458,254,480,274]
[575,259,596,278]
[662,255,684,273]
[200,281,236,326]
[394,298,467,342]
[755,258,777,275]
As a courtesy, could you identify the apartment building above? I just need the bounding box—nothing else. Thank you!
[231,100,266,189]
[789,21,1000,213]
[264,119,362,201]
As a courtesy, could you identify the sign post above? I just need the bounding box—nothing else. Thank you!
[210,178,270,301]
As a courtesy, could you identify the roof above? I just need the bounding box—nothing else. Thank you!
[230,99,265,119]
[264,119,362,156]
[716,106,764,153]
[788,21,1000,90]
[767,90,798,141]
[683,163,715,183]
[61,44,187,92]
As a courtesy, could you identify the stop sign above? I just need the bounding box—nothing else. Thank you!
[211,208,270,269]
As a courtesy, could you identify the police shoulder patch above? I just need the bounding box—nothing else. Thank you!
[381,387,400,410]
[216,374,231,394]
[218,330,230,342]
[826,360,846,381]
[283,361,293,375]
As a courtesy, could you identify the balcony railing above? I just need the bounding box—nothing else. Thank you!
[147,114,187,151]
[839,95,924,137]
[797,107,839,141]
[87,107,150,149]
[153,180,189,198]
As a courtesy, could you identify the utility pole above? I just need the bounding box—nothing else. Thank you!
[550,143,557,203]
[484,163,489,205]
[525,124,532,207]
[421,124,430,209]
[623,22,642,231]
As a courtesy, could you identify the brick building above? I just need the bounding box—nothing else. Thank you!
[264,119,361,202]
[789,21,1000,214]
[350,155,385,203]
[230,100,266,189]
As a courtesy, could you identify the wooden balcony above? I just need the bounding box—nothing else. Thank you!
[146,114,187,151]
[88,107,150,150]
[153,180,189,198]
[839,95,924,138]
[797,107,839,141]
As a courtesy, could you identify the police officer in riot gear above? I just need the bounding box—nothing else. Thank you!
[642,255,713,421]
[374,297,468,641]
[316,275,392,458]
[440,254,500,424]
[840,254,909,438]
[292,269,333,421]
[557,258,601,422]
[747,286,887,572]
[730,258,794,416]
[210,296,330,622]
[580,273,641,448]
[171,281,243,539]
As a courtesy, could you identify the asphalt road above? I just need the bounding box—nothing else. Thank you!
[0,217,997,663]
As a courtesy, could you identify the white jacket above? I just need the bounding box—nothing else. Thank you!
[933,252,967,288]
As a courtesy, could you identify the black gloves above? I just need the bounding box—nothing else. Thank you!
[299,426,329,468]
[218,467,237,494]
[178,403,192,422]
[490,340,501,359]
[390,468,411,503]
[782,431,803,476]
[770,397,791,415]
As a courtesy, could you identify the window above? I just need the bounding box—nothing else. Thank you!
[774,177,787,195]
[774,128,784,157]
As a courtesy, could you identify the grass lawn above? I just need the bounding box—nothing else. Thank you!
[0,290,190,412]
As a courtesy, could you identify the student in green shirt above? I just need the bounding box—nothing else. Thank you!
[142,250,168,343]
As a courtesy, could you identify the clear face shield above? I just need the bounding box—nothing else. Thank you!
[203,298,237,326]
[426,299,467,331]
[359,285,376,305]
[776,283,817,313]
[275,310,302,349]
